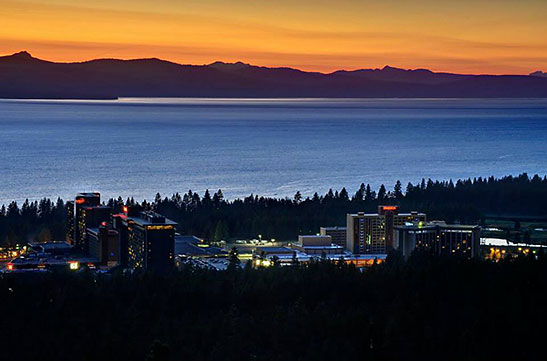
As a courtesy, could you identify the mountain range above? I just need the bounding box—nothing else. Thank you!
[1,51,547,99]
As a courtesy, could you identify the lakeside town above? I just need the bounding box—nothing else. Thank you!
[2,190,546,274]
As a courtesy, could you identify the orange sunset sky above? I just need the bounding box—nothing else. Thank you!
[1,0,546,74]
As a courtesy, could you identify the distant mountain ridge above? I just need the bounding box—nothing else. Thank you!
[530,70,547,78]
[1,51,547,99]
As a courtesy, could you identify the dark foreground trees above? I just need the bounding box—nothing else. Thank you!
[1,254,547,361]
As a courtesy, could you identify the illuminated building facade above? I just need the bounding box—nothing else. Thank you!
[65,201,74,245]
[481,238,547,260]
[395,221,481,259]
[78,205,111,253]
[74,193,101,249]
[113,205,141,268]
[114,207,177,273]
[320,226,347,248]
[346,206,426,254]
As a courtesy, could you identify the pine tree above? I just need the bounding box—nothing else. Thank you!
[203,189,212,206]
[377,185,387,202]
[354,183,366,201]
[214,220,229,242]
[394,180,403,199]
[365,184,374,201]
[213,189,224,207]
[312,192,320,202]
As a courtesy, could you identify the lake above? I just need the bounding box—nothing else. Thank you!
[0,98,546,205]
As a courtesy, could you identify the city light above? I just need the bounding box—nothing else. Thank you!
[69,261,80,270]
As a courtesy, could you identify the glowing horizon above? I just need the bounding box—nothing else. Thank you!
[1,0,546,75]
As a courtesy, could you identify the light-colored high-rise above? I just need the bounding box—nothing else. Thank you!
[346,206,426,254]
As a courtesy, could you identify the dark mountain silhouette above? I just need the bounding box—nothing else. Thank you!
[1,51,547,99]
[530,70,547,78]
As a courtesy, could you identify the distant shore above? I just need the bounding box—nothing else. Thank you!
[2,51,547,99]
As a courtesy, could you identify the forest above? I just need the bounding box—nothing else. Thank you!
[1,173,547,246]
[1,252,546,361]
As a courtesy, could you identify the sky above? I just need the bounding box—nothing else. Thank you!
[1,0,546,74]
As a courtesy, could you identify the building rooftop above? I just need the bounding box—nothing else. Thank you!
[295,244,344,250]
[76,192,100,197]
[84,205,110,210]
[176,235,203,244]
[320,226,347,231]
[480,238,547,248]
[117,211,178,227]
[28,242,72,251]
[175,235,226,257]
[266,252,388,262]
[7,254,99,268]
[254,246,295,254]
[349,212,426,217]
[87,227,119,236]
[395,222,480,230]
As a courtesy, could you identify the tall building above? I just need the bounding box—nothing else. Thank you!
[78,205,111,253]
[395,221,481,259]
[74,192,101,249]
[87,223,120,266]
[320,226,347,248]
[346,206,426,254]
[113,205,142,268]
[65,201,74,245]
[113,207,177,273]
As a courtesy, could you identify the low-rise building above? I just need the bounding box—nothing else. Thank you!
[5,253,98,272]
[481,238,547,260]
[253,246,297,266]
[27,241,73,256]
[320,226,347,248]
[291,235,344,255]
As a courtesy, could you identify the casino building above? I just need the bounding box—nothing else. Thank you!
[395,221,481,259]
[113,206,177,273]
[346,206,426,254]
[62,193,178,273]
[65,200,75,245]
[73,192,101,249]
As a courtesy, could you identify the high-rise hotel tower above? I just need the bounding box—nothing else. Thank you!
[346,205,426,254]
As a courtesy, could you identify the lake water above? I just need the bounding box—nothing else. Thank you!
[0,98,546,205]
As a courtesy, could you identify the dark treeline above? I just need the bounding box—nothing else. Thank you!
[1,173,547,245]
[2,254,547,361]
